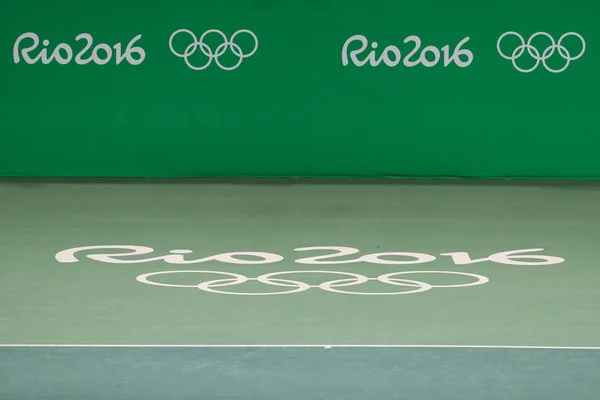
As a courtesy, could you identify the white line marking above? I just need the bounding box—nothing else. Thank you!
[0,344,599,350]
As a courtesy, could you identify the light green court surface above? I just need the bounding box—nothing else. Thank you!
[1,179,599,399]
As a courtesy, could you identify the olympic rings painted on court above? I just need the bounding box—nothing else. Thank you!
[497,32,585,73]
[135,270,489,296]
[169,29,258,71]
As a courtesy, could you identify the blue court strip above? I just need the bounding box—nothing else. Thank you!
[1,346,599,400]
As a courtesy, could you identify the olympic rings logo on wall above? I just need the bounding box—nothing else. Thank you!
[169,29,258,71]
[497,31,585,73]
[55,245,565,297]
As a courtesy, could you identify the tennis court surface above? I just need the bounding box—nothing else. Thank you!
[1,179,599,399]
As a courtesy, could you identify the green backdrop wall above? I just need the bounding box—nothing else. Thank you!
[1,0,598,178]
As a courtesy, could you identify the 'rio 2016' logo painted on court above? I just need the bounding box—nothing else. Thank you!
[497,32,585,73]
[55,246,564,296]
[169,29,258,71]
[342,35,473,68]
[55,245,563,266]
[13,33,146,65]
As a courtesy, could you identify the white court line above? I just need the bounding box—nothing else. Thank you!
[0,344,599,350]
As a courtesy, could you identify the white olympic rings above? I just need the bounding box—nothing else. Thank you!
[497,31,585,73]
[169,29,258,71]
[136,270,489,296]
